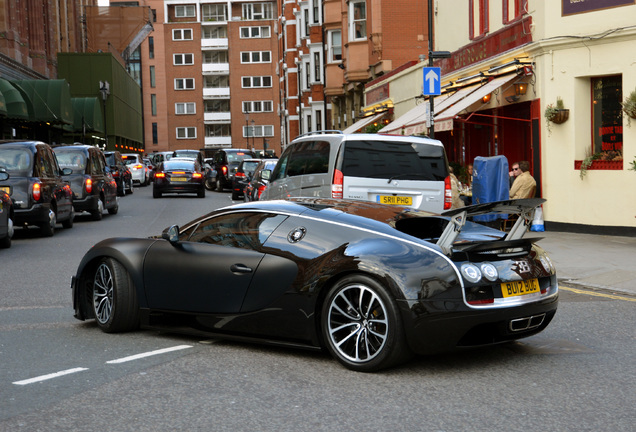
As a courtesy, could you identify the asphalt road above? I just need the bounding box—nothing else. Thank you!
[1,185,634,431]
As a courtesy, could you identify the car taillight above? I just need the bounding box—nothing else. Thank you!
[32,182,41,201]
[155,173,166,178]
[444,176,452,210]
[235,172,246,178]
[85,178,93,193]
[112,170,119,178]
[257,185,267,198]
[332,169,344,199]
[222,166,228,176]
[192,173,202,179]
[134,164,143,169]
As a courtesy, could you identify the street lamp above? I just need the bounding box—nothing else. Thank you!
[99,80,110,148]
[251,119,255,151]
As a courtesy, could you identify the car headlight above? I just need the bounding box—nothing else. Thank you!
[461,263,482,283]
[480,262,499,281]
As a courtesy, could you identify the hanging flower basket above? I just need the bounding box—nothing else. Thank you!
[621,89,636,120]
[550,109,569,124]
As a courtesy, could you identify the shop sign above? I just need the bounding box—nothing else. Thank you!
[562,0,635,16]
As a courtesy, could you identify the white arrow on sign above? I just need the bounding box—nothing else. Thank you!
[425,69,440,94]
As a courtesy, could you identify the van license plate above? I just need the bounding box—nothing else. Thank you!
[501,279,540,298]
[379,195,412,206]
[171,177,187,182]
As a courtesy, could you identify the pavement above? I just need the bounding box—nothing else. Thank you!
[526,230,636,297]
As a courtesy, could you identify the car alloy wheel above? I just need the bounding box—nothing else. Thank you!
[322,275,411,372]
[91,199,104,221]
[40,208,56,237]
[92,258,139,333]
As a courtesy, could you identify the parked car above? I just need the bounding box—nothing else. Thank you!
[244,158,278,202]
[0,168,14,248]
[261,132,452,213]
[231,158,262,200]
[211,149,255,192]
[104,151,133,196]
[53,145,119,221]
[122,153,148,186]
[153,158,206,198]
[70,197,557,372]
[148,151,173,167]
[0,140,74,237]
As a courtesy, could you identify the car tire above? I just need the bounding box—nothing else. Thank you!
[92,257,140,333]
[108,202,119,215]
[62,207,74,229]
[231,191,240,200]
[153,188,161,198]
[321,275,412,372]
[205,179,215,191]
[126,179,134,195]
[116,180,125,197]
[91,198,104,221]
[197,187,205,198]
[0,218,11,248]
[40,208,56,237]
[216,178,223,192]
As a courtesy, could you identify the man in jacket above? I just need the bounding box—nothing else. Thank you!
[510,160,536,199]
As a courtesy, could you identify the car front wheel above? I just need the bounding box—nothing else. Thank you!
[321,275,411,372]
[92,257,140,333]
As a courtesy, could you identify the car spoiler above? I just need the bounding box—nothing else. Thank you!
[437,198,546,254]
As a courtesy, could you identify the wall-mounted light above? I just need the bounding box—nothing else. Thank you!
[482,93,491,103]
[514,82,527,96]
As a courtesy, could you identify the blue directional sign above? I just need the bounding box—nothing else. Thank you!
[422,67,441,96]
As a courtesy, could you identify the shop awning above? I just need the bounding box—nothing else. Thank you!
[0,78,30,120]
[435,74,520,132]
[0,91,6,116]
[11,79,74,125]
[342,112,385,134]
[66,97,104,134]
[379,93,452,135]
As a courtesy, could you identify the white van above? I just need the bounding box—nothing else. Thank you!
[261,132,452,213]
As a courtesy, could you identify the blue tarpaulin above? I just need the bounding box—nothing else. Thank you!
[472,155,509,222]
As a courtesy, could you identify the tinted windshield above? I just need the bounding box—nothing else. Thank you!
[341,140,448,181]
[173,150,199,159]
[55,150,87,174]
[227,152,252,164]
[122,156,141,165]
[163,160,196,171]
[0,148,33,176]
[104,153,116,165]
[242,161,261,173]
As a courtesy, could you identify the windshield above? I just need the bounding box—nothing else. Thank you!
[173,150,199,159]
[227,152,252,164]
[163,160,196,171]
[54,151,87,174]
[0,148,33,176]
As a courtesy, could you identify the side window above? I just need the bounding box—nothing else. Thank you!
[287,141,330,176]
[271,147,293,181]
[185,212,288,250]
[38,147,55,177]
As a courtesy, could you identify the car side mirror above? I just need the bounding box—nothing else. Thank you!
[0,169,9,181]
[161,225,180,244]
[261,169,271,180]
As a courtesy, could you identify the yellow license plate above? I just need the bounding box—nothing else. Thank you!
[379,195,412,206]
[171,177,187,182]
[501,278,540,298]
[0,186,9,194]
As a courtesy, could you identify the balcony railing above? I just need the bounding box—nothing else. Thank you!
[202,63,229,75]
[203,87,230,98]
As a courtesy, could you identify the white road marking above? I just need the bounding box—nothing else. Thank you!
[13,367,89,386]
[106,345,193,364]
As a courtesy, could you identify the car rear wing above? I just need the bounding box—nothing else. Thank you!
[437,198,546,254]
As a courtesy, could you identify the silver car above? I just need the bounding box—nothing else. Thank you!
[122,153,148,186]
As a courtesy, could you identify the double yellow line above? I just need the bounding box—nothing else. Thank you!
[560,285,636,302]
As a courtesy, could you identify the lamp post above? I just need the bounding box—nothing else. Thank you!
[427,0,451,139]
[244,109,250,147]
[99,80,110,149]
[251,119,255,151]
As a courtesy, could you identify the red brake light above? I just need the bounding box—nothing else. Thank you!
[222,166,228,175]
[192,173,202,179]
[85,178,93,193]
[444,176,452,210]
[134,164,143,169]
[155,172,166,178]
[332,169,344,199]
[235,172,246,178]
[32,182,41,201]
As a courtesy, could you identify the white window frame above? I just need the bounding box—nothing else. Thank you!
[201,3,227,21]
[243,125,274,137]
[327,30,342,63]
[172,29,193,41]
[176,127,197,139]
[175,102,196,115]
[349,0,367,41]
[240,26,271,39]
[243,100,274,113]
[202,50,228,64]
[240,51,272,64]
[242,3,274,20]
[174,78,195,90]
[311,49,322,84]
[173,53,194,65]
[241,76,273,88]
[175,5,196,18]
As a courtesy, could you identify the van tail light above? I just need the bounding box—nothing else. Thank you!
[32,182,41,201]
[235,172,246,179]
[332,169,344,199]
[85,178,93,194]
[222,166,228,176]
[444,176,452,210]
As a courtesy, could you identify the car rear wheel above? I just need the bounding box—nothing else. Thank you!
[216,178,224,192]
[153,188,162,198]
[321,275,411,372]
[61,207,74,229]
[126,179,134,195]
[92,257,140,333]
[40,208,56,237]
[107,202,119,215]
[205,178,215,191]
[0,217,12,248]
[197,187,206,198]
[91,198,104,221]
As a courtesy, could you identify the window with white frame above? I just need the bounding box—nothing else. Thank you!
[174,53,194,65]
[202,4,227,21]
[242,3,274,20]
[205,100,230,112]
[304,8,310,37]
[469,0,489,40]
[349,0,366,41]
[304,60,310,90]
[312,0,320,23]
[172,29,193,41]
[203,50,228,64]
[327,30,342,62]
[315,109,322,131]
[176,127,197,139]
[243,125,274,137]
[313,51,321,83]
[175,5,195,18]
[240,26,271,38]
[204,75,229,88]
[242,76,272,88]
[243,101,273,113]
[176,102,196,115]
[175,78,195,90]
[240,51,271,64]
[202,26,227,39]
[205,124,231,137]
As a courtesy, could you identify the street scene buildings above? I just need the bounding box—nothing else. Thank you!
[0,0,634,232]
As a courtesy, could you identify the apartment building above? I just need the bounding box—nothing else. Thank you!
[139,0,280,156]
